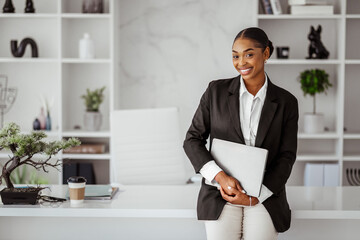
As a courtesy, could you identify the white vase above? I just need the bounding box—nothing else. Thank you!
[84,112,102,131]
[303,113,324,133]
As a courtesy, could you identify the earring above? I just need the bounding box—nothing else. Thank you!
[264,59,267,63]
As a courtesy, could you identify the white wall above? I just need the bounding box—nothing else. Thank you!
[116,0,256,177]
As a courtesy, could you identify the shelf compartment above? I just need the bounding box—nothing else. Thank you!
[0,64,60,132]
[287,160,339,186]
[344,65,360,132]
[61,64,110,132]
[298,139,340,159]
[265,65,340,133]
[259,19,341,60]
[346,19,360,60]
[347,0,360,15]
[0,18,59,58]
[344,139,360,157]
[62,158,109,184]
[61,18,110,59]
[342,161,360,186]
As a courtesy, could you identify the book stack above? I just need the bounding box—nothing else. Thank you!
[261,0,283,15]
[289,0,334,15]
[63,143,106,154]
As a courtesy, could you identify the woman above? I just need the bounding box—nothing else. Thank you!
[183,27,298,240]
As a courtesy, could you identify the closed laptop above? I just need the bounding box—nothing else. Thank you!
[210,138,268,197]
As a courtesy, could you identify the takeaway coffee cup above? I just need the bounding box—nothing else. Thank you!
[67,176,87,204]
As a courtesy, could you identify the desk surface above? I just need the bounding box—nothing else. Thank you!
[1,185,360,219]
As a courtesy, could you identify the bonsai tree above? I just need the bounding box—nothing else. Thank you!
[81,86,106,112]
[0,122,80,189]
[299,69,332,114]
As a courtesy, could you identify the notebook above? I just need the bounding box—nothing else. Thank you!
[210,138,268,197]
[66,185,119,200]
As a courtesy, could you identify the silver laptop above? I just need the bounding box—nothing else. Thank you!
[210,138,268,197]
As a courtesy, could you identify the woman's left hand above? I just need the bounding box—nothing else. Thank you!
[220,187,259,206]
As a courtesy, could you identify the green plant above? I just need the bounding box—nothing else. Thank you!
[8,165,49,185]
[0,123,80,188]
[299,69,332,114]
[81,86,106,112]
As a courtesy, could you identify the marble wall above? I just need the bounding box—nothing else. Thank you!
[117,0,256,176]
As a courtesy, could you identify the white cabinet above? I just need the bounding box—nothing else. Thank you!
[0,0,115,185]
[256,0,360,186]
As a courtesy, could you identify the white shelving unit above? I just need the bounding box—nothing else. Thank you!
[256,0,360,186]
[0,0,115,185]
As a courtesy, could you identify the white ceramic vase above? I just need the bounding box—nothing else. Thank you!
[303,113,324,133]
[84,112,102,131]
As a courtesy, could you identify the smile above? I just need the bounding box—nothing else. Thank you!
[240,68,252,75]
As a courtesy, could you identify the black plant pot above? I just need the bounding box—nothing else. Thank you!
[0,187,41,205]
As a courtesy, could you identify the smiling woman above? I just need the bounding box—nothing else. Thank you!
[183,27,298,240]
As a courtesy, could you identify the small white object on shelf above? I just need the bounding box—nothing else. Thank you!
[290,5,334,15]
[270,0,282,15]
[304,163,339,186]
[79,33,95,59]
[288,0,328,5]
[303,113,325,134]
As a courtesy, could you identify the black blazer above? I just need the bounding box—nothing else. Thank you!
[183,75,298,233]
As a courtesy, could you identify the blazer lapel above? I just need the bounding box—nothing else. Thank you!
[227,75,245,143]
[255,79,278,147]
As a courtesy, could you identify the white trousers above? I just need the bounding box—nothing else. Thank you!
[204,203,278,240]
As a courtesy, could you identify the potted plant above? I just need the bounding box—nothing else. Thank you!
[0,123,80,204]
[298,69,332,133]
[81,86,105,131]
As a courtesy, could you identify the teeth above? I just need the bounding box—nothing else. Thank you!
[240,68,251,74]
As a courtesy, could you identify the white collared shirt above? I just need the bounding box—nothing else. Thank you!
[199,74,273,203]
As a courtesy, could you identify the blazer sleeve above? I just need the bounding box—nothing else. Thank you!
[263,96,299,196]
[183,82,214,173]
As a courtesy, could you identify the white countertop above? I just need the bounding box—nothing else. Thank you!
[1,185,360,219]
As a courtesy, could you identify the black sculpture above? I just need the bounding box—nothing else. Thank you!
[2,0,15,13]
[306,25,329,59]
[11,38,38,58]
[25,0,35,13]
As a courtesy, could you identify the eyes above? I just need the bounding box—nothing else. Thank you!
[232,53,254,60]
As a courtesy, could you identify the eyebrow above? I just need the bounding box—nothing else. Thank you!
[232,48,255,53]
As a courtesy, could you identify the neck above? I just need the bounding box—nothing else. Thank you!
[243,73,266,96]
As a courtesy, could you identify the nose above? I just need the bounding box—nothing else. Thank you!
[239,56,246,66]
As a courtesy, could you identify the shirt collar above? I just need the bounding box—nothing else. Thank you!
[240,74,268,101]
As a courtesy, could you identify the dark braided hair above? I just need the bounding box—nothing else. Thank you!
[233,27,274,57]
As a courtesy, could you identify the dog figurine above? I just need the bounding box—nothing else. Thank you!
[306,25,329,59]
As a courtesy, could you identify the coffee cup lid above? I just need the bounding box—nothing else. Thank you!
[67,176,87,183]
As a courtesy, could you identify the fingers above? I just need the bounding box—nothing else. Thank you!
[220,187,235,202]
[235,181,247,194]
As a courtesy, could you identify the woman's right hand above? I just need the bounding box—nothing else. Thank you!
[214,171,244,196]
